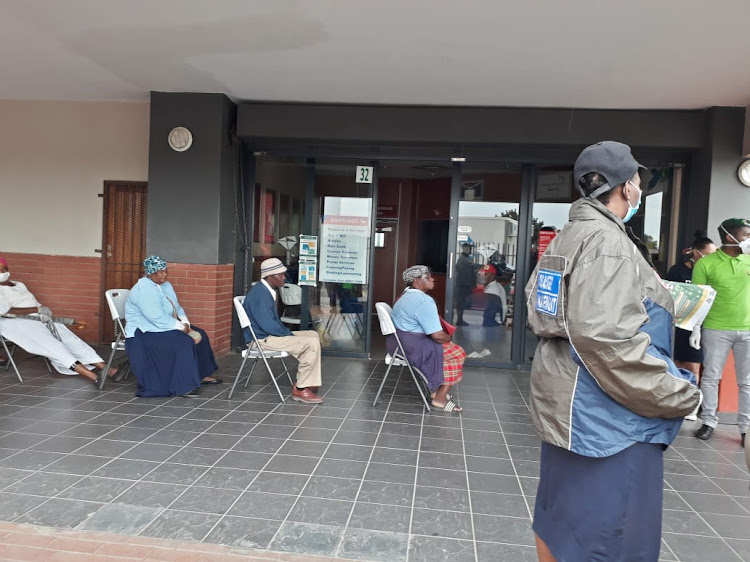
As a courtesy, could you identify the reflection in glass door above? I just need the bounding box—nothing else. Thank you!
[450,165,522,364]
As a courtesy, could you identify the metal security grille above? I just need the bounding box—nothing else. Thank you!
[100,181,147,343]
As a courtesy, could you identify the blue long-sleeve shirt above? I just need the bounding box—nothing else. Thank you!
[125,278,186,338]
[243,281,293,341]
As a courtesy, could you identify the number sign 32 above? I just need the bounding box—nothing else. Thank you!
[356,166,374,184]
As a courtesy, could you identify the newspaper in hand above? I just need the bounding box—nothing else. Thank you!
[662,281,716,331]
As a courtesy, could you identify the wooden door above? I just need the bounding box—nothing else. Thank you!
[99,181,147,343]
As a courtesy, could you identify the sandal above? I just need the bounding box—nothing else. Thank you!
[201,377,223,385]
[431,399,462,413]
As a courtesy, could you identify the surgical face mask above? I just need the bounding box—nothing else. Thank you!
[0,272,9,283]
[623,180,642,223]
[720,225,750,254]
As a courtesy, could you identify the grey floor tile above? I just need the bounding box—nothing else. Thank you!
[58,476,135,503]
[370,447,417,466]
[140,509,220,541]
[144,429,203,446]
[338,528,408,562]
[170,485,242,514]
[6,471,82,497]
[463,441,510,459]
[248,471,308,495]
[375,433,420,450]
[662,508,719,536]
[679,491,749,516]
[358,480,414,507]
[471,490,530,518]
[469,471,523,495]
[114,482,188,508]
[349,502,411,533]
[228,491,297,520]
[414,485,471,512]
[141,462,208,485]
[167,447,226,466]
[420,437,465,455]
[412,507,473,540]
[663,533,744,562]
[408,535,476,562]
[187,433,243,450]
[465,455,515,475]
[77,502,162,534]
[417,468,468,490]
[288,496,353,526]
[0,450,66,470]
[74,439,136,457]
[44,454,112,476]
[0,492,49,520]
[419,452,466,471]
[216,451,272,470]
[121,443,182,462]
[269,521,344,556]
[714,477,750,498]
[475,541,537,562]
[302,476,360,501]
[473,514,534,545]
[16,497,104,528]
[28,436,92,454]
[277,439,329,458]
[194,467,258,491]
[204,515,282,549]
[324,443,373,462]
[365,462,416,485]
[92,459,160,480]
[265,454,320,475]
[701,512,750,540]
[314,458,368,479]
[725,539,750,562]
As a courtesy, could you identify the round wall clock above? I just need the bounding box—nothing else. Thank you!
[168,127,193,152]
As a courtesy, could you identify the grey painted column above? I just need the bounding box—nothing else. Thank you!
[147,92,237,264]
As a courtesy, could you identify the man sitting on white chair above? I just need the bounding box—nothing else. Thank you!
[243,258,323,404]
[0,257,118,385]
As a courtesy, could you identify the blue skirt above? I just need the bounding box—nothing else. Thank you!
[533,441,664,562]
[191,326,219,378]
[125,329,203,397]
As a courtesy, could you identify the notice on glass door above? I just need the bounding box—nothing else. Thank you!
[319,197,372,284]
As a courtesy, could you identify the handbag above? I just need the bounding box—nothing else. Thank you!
[440,317,456,336]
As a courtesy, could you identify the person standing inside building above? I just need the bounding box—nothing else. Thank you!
[665,233,717,420]
[454,243,478,326]
[691,218,750,447]
[526,141,700,562]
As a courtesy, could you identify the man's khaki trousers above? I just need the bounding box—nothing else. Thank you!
[260,330,322,388]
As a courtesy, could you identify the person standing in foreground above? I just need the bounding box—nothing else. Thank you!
[525,141,700,562]
[243,258,323,404]
[690,218,750,447]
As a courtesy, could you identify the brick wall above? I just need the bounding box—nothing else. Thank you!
[1,253,236,356]
[0,252,102,343]
[165,263,235,356]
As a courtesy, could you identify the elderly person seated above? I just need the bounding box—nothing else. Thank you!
[390,265,466,412]
[125,255,220,398]
[0,257,117,384]
[243,258,323,404]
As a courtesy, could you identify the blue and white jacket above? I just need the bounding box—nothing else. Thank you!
[525,198,700,457]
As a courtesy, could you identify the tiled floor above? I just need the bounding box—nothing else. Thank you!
[0,351,748,561]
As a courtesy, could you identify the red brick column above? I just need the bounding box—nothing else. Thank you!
[0,252,102,343]
[166,263,235,356]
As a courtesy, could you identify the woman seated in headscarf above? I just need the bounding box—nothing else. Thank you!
[125,255,221,397]
[389,265,466,412]
[0,257,118,384]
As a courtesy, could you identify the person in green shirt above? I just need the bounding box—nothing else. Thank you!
[691,218,750,447]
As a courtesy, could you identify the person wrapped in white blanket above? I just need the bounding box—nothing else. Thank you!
[0,257,118,385]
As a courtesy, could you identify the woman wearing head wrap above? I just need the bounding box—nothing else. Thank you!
[124,255,220,397]
[0,257,119,384]
[389,265,466,412]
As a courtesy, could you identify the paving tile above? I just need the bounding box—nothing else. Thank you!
[194,467,259,491]
[269,521,344,556]
[228,491,296,520]
[44,454,112,476]
[472,514,534,545]
[301,476,360,501]
[215,451,272,470]
[661,508,719,536]
[140,509,220,542]
[92,459,160,480]
[357,480,414,507]
[0,492,48,520]
[73,439,136,457]
[121,443,182,462]
[203,515,282,549]
[414,485,471,512]
[77,503,162,534]
[232,436,286,453]
[324,443,373,462]
[247,471,308,495]
[6,471,82,497]
[411,507,473,540]
[364,462,416,485]
[265,454,320,475]
[113,482,189,508]
[144,429,203,447]
[28,436,93,454]
[417,468,468,490]
[408,535,476,562]
[471,490,530,518]
[663,532,744,562]
[167,447,227,466]
[349,503,411,533]
[141,463,208,485]
[314,458,367,479]
[338,528,408,562]
[468,471,523,495]
[288,496,353,526]
[678,491,750,516]
[170,486,243,515]
[475,541,537,562]
[16,498,104,528]
[700,512,750,540]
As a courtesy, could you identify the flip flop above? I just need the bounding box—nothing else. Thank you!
[201,378,223,385]
[431,399,462,413]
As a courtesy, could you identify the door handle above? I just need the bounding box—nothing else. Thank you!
[449,252,454,278]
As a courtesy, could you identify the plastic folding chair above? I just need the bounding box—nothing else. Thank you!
[230,296,294,401]
[372,302,431,411]
[99,289,132,390]
[279,283,302,328]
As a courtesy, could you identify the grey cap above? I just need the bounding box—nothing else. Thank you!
[573,141,646,198]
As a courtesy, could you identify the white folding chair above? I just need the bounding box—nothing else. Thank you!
[230,296,294,401]
[0,332,23,383]
[99,289,132,390]
[279,283,302,328]
[372,302,431,411]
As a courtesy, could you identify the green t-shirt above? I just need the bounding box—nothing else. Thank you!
[692,249,750,330]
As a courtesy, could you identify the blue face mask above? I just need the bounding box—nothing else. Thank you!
[623,180,642,223]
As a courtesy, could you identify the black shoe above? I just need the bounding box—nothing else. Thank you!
[694,424,714,440]
[456,320,469,326]
[180,389,200,398]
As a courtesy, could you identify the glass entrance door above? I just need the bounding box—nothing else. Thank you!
[446,164,523,365]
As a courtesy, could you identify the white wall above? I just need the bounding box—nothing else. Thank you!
[0,100,149,256]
